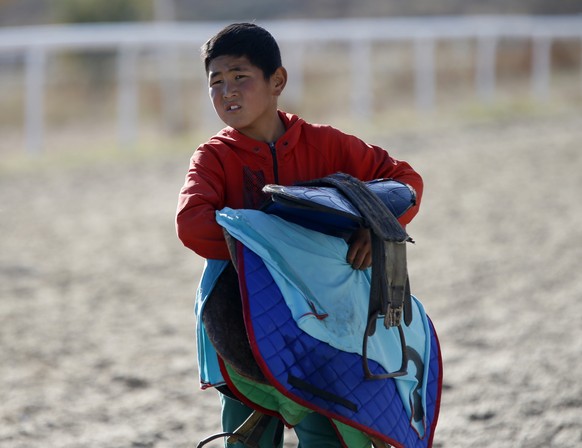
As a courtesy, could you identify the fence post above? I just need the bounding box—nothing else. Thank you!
[158,45,183,133]
[531,34,551,101]
[25,46,46,155]
[414,36,435,111]
[282,42,304,111]
[475,36,497,101]
[117,45,139,148]
[350,39,372,120]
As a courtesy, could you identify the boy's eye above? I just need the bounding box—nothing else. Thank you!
[209,79,223,87]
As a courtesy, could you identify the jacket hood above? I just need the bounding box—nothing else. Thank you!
[210,111,305,155]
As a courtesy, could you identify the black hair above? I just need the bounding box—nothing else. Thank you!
[201,23,282,79]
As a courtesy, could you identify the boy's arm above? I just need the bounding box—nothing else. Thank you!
[332,131,422,270]
[333,131,423,226]
[176,149,231,260]
[373,155,422,227]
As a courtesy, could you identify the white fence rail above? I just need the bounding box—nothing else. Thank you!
[1,16,582,154]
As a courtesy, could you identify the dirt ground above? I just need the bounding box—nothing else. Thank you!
[1,111,581,447]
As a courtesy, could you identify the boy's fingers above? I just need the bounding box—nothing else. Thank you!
[347,245,372,270]
[347,228,372,270]
[354,251,372,270]
[346,241,360,264]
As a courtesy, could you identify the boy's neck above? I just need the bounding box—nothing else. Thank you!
[265,114,286,144]
[237,111,286,144]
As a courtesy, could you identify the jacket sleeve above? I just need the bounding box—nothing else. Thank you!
[332,129,423,226]
[176,147,231,260]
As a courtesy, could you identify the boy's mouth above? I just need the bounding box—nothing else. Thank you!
[226,104,241,112]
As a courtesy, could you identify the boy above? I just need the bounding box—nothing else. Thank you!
[176,23,423,447]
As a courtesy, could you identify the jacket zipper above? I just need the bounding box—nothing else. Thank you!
[268,142,279,183]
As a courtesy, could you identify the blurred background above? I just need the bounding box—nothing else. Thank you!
[1,0,581,158]
[1,2,582,448]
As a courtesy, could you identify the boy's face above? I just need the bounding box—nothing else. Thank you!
[207,55,285,141]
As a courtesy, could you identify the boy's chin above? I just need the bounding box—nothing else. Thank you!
[221,115,251,130]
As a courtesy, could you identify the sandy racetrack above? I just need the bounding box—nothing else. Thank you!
[1,113,581,447]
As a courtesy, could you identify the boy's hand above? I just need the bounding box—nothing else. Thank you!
[347,228,372,270]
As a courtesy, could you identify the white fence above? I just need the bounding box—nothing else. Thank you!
[1,16,582,154]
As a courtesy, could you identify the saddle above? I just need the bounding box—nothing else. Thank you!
[268,173,414,380]
[199,174,442,447]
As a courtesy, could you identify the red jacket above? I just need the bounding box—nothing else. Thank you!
[177,112,423,259]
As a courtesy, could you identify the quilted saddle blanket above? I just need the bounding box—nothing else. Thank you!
[211,208,442,447]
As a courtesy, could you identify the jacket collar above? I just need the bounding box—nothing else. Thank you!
[213,111,304,157]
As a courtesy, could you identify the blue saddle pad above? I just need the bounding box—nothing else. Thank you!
[234,243,442,448]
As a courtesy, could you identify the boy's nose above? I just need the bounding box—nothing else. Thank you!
[222,82,237,99]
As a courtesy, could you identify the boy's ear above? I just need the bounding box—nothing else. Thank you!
[271,67,287,96]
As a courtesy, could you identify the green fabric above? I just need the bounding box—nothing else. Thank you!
[225,363,373,447]
[225,363,310,426]
[222,393,345,447]
[333,420,373,448]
